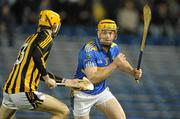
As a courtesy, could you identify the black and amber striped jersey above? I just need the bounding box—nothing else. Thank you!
[4,29,53,94]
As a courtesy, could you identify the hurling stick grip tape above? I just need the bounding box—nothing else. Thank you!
[135,51,143,83]
[137,51,143,69]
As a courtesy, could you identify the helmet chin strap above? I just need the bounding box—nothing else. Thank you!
[100,41,111,49]
[101,44,111,52]
[45,15,58,37]
[102,44,111,47]
[45,15,53,28]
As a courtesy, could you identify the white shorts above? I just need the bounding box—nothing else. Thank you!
[72,87,115,116]
[2,91,45,110]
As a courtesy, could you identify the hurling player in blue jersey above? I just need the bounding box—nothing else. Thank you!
[72,19,142,119]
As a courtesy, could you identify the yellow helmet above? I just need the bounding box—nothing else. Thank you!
[38,10,61,29]
[97,19,117,32]
[97,19,118,40]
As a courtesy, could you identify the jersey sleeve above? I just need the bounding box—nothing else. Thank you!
[81,50,97,69]
[32,45,48,76]
[32,31,52,76]
[115,45,121,56]
[109,43,121,60]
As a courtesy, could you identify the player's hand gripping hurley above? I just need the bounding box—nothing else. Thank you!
[56,77,94,90]
[135,5,152,83]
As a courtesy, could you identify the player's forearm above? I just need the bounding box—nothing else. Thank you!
[88,63,117,85]
[41,72,73,83]
[118,60,134,76]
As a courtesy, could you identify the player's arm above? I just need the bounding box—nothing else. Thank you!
[84,63,117,85]
[32,44,56,88]
[32,45,48,77]
[31,31,57,88]
[82,50,118,85]
[32,31,50,78]
[46,72,94,90]
[116,53,142,79]
[84,53,142,84]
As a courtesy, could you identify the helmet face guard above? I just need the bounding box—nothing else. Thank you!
[97,19,118,40]
[38,10,61,36]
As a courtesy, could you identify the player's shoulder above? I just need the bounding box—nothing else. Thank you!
[84,40,98,52]
[38,30,50,38]
[111,42,120,49]
[111,42,118,47]
[34,30,52,44]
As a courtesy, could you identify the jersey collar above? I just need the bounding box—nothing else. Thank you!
[95,38,103,51]
[95,38,114,51]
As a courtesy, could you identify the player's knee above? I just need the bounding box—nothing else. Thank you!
[61,106,70,116]
[0,109,15,119]
[54,105,70,117]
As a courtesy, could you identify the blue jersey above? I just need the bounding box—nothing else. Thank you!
[74,38,120,95]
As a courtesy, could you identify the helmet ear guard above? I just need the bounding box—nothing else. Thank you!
[97,19,118,40]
